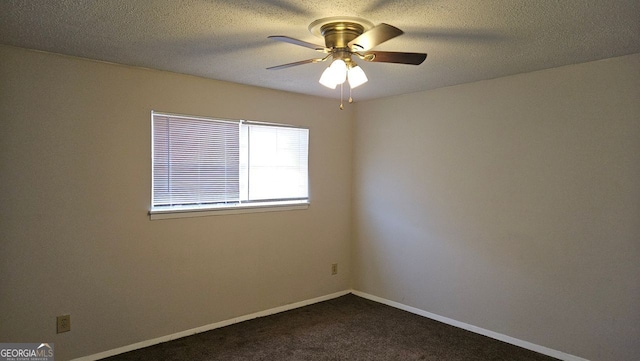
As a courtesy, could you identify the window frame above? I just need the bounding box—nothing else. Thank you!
[149,111,310,220]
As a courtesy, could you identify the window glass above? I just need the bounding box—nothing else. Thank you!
[151,112,309,214]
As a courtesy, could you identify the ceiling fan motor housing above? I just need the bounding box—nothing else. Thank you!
[320,22,364,49]
[320,22,366,64]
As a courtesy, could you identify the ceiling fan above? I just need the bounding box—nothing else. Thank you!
[267,17,427,109]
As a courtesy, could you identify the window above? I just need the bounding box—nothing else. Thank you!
[150,112,309,219]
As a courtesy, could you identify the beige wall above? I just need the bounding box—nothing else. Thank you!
[352,53,640,361]
[0,45,352,360]
[2,43,639,361]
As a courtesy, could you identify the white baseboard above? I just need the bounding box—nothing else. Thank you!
[351,290,589,361]
[71,290,351,361]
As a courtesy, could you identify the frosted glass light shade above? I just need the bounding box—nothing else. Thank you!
[319,59,347,89]
[347,65,368,88]
[319,66,338,89]
[329,59,347,83]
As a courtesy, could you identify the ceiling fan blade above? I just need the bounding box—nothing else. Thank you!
[268,36,327,52]
[363,51,427,65]
[348,23,404,51]
[267,58,325,70]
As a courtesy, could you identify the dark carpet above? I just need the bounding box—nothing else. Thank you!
[101,294,559,360]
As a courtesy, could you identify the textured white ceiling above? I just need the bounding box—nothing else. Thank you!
[1,0,639,101]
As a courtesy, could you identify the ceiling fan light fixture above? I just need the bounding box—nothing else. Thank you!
[269,17,426,108]
[330,59,348,83]
[318,59,347,89]
[347,65,368,88]
[319,66,338,89]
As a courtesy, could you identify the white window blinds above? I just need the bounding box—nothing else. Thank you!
[152,112,309,212]
[152,114,240,207]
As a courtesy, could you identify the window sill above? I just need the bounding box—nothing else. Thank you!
[149,201,310,220]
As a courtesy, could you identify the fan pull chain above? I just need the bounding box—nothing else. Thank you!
[349,86,353,104]
[339,82,344,110]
